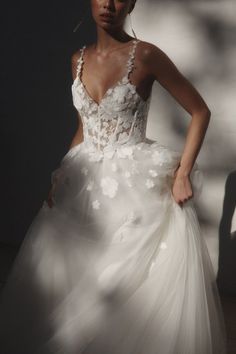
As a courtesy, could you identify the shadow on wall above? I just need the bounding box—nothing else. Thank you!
[135,0,236,289]
[0,0,95,246]
[136,0,236,171]
[217,170,236,296]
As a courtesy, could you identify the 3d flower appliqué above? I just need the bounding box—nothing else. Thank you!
[149,169,159,177]
[113,84,135,104]
[124,171,131,178]
[86,180,94,191]
[113,86,127,104]
[88,151,103,162]
[100,176,119,198]
[92,200,100,210]
[117,146,134,159]
[159,241,167,250]
[118,131,129,143]
[81,167,89,176]
[124,210,140,224]
[145,179,155,189]
[127,82,137,95]
[152,150,168,166]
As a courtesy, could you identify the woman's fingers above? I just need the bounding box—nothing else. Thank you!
[172,175,194,205]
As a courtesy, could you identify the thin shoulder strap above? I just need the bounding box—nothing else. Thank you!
[125,39,140,80]
[76,45,86,79]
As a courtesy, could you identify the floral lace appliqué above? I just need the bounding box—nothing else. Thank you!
[92,200,100,210]
[145,179,155,189]
[71,40,151,154]
[86,180,94,191]
[100,176,119,198]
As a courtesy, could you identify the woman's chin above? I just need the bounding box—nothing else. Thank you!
[99,21,114,29]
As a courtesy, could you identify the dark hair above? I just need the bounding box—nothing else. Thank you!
[129,0,137,13]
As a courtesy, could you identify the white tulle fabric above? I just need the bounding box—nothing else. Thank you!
[0,40,227,354]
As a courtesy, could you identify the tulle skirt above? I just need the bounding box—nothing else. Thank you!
[0,139,227,353]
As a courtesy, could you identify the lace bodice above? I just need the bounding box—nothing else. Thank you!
[71,39,152,153]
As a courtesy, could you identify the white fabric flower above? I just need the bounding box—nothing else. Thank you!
[124,171,131,178]
[159,241,167,250]
[149,169,159,177]
[81,167,88,175]
[72,87,83,109]
[88,151,103,162]
[124,211,137,223]
[127,82,136,95]
[113,85,133,104]
[122,146,134,156]
[92,200,100,209]
[77,83,84,95]
[122,119,132,130]
[86,180,94,191]
[117,146,134,159]
[100,176,119,198]
[152,151,167,166]
[118,131,129,143]
[145,179,155,189]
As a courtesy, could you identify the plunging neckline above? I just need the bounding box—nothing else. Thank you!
[73,39,151,107]
[75,74,151,107]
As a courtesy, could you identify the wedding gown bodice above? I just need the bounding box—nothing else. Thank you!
[71,39,152,153]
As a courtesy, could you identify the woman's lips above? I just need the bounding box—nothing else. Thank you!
[100,13,114,22]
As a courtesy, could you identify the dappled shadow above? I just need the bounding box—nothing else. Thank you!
[134,0,236,283]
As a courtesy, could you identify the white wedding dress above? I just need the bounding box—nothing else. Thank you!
[0,39,227,354]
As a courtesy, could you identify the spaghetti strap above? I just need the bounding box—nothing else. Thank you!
[76,45,86,79]
[125,39,140,81]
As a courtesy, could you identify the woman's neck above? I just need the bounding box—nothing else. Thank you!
[95,26,133,51]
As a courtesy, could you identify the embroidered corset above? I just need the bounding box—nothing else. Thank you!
[71,40,152,152]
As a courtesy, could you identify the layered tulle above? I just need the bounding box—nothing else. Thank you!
[0,140,227,354]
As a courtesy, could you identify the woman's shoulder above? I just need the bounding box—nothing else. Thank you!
[71,45,86,65]
[136,39,167,64]
[71,39,166,66]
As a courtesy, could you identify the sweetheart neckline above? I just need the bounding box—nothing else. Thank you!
[72,75,151,108]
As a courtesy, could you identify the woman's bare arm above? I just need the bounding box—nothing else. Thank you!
[143,43,211,204]
[146,43,210,175]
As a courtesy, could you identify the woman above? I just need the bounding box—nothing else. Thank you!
[0,0,227,353]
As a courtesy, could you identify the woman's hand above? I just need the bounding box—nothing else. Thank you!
[172,167,193,206]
